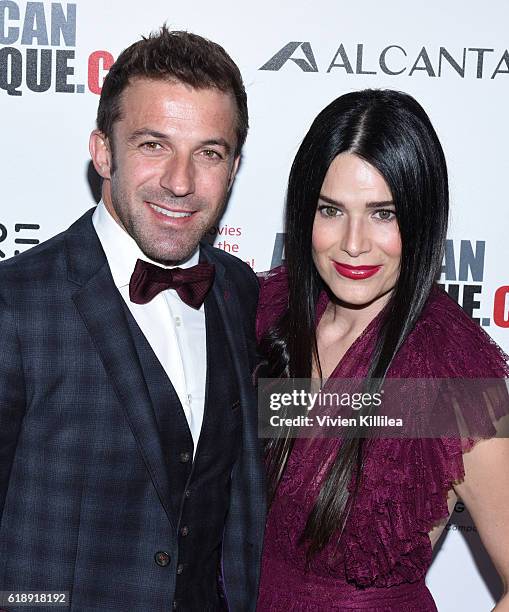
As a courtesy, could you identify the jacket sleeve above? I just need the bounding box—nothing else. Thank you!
[0,294,26,519]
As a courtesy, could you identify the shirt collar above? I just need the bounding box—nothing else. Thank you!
[92,200,200,289]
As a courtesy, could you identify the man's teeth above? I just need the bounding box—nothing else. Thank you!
[149,203,192,218]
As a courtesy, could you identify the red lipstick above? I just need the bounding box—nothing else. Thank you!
[332,261,381,280]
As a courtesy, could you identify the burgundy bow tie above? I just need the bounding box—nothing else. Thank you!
[129,259,215,309]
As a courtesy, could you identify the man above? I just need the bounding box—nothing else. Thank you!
[0,27,265,611]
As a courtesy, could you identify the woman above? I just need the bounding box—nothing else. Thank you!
[256,89,509,611]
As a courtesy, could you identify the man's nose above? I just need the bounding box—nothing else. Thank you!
[160,154,195,197]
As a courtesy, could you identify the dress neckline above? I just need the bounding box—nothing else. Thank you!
[315,289,385,381]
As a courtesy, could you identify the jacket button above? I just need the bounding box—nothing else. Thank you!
[172,601,178,610]
[180,525,189,536]
[154,551,170,567]
[184,489,191,498]
[176,563,184,575]
[179,451,191,463]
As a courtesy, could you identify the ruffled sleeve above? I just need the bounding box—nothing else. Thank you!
[401,285,509,379]
[340,285,509,587]
[256,265,289,342]
[342,436,471,587]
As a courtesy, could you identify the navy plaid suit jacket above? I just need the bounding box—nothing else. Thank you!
[0,209,266,611]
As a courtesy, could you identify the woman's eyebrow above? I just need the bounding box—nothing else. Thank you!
[318,194,344,207]
[318,194,394,209]
[365,200,395,209]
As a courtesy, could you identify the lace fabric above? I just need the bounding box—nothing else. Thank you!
[256,266,509,609]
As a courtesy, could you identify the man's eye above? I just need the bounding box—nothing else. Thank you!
[140,142,162,150]
[373,209,396,221]
[318,205,340,218]
[200,149,222,160]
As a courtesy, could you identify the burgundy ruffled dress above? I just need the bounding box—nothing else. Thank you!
[256,266,509,611]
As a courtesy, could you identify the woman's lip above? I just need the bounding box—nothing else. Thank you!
[332,261,382,279]
[334,262,381,271]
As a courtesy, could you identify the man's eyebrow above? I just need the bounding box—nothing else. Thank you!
[318,194,394,209]
[200,138,232,156]
[127,129,168,143]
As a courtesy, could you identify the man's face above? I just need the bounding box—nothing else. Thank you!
[90,78,240,264]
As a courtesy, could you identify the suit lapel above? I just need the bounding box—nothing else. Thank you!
[200,245,254,419]
[65,209,175,527]
[200,244,266,600]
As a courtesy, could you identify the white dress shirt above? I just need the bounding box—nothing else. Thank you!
[92,201,206,455]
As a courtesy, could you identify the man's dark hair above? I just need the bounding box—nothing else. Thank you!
[97,26,248,155]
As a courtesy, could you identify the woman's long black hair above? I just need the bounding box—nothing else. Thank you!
[261,89,449,557]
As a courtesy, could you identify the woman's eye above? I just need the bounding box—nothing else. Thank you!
[374,209,396,221]
[318,205,341,218]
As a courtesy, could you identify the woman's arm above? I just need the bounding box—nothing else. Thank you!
[453,434,509,611]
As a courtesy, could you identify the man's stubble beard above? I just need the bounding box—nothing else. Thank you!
[109,176,223,266]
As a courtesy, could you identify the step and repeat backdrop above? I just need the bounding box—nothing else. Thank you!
[2,1,508,609]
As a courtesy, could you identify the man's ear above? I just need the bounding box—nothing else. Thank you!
[89,130,113,179]
[228,155,241,190]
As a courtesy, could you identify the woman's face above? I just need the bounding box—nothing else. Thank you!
[312,153,402,310]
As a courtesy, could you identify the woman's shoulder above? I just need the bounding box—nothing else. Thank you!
[256,265,289,341]
[398,284,508,378]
